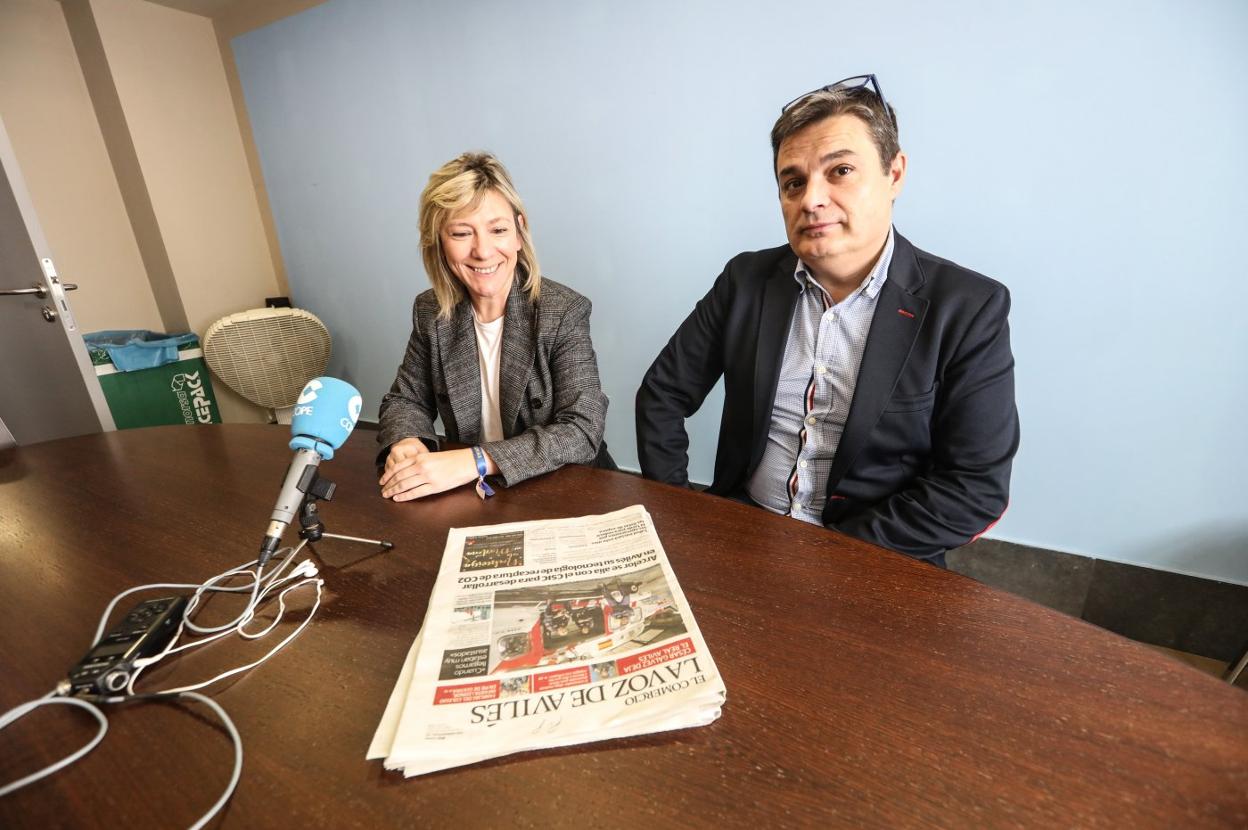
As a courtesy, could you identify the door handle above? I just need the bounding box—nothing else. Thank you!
[0,282,77,298]
[0,284,44,297]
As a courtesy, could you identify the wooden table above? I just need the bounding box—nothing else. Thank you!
[1,425,1245,828]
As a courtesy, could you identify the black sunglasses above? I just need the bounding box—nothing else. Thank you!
[782,73,890,114]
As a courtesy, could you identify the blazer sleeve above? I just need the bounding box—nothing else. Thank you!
[833,285,1019,557]
[376,298,441,463]
[634,268,732,486]
[479,295,607,486]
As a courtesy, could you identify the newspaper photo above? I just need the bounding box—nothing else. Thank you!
[368,504,726,776]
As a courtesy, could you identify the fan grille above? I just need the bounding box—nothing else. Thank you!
[203,309,331,409]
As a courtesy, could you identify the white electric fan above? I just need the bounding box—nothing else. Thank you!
[203,308,331,423]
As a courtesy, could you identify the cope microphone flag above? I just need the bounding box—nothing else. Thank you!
[259,377,363,564]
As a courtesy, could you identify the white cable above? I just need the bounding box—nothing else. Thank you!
[0,694,107,797]
[93,546,302,647]
[89,554,281,643]
[4,543,314,816]
[128,547,314,674]
[177,692,243,830]
[0,692,244,829]
[125,545,322,696]
[238,577,318,639]
[180,546,301,636]
[115,544,304,671]
[148,578,323,695]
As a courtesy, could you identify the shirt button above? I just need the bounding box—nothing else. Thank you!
[816,365,827,375]
[805,416,816,425]
[799,461,808,469]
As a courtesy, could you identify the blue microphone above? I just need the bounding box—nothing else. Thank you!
[259,377,363,565]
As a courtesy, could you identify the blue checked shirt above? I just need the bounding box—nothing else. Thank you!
[746,229,895,524]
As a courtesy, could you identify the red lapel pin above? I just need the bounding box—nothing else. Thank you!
[897,308,915,319]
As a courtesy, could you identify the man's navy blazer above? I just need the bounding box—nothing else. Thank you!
[635,230,1019,560]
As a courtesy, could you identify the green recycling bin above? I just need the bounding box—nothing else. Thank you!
[84,330,222,429]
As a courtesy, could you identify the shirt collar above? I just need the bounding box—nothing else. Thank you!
[793,226,895,303]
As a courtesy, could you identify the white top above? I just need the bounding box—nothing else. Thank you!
[473,312,505,443]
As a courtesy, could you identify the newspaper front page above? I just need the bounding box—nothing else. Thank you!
[369,505,726,776]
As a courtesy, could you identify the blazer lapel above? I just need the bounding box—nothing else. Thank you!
[826,233,928,488]
[749,254,801,472]
[498,284,535,436]
[437,301,482,442]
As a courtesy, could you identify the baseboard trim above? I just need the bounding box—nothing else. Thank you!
[951,538,1248,663]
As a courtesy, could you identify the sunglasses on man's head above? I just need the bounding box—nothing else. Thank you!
[781,73,890,114]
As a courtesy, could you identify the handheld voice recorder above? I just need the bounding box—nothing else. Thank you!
[66,596,188,696]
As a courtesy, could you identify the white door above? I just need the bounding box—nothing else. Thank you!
[0,115,114,448]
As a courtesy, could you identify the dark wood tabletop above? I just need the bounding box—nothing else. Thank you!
[1,424,1245,828]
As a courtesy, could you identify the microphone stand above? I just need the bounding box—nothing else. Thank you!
[296,468,394,552]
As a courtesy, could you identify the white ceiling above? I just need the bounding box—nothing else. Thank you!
[143,0,242,18]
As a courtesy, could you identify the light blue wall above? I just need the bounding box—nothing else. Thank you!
[232,0,1248,584]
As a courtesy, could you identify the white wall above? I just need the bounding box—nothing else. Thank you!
[2,0,287,424]
[92,0,282,336]
[231,0,1248,584]
[0,0,163,335]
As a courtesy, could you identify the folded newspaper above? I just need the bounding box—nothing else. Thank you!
[368,504,726,776]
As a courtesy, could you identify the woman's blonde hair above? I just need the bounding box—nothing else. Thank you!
[418,152,541,319]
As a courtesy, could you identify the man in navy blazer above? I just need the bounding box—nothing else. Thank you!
[635,75,1019,566]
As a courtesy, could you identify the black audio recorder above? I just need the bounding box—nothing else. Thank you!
[67,596,188,696]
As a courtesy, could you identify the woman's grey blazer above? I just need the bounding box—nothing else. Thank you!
[377,278,608,486]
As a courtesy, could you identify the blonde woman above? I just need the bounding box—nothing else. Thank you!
[378,153,612,501]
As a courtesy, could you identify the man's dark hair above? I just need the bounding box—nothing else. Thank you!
[770,87,900,175]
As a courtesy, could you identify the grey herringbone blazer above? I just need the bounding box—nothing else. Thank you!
[377,278,608,486]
